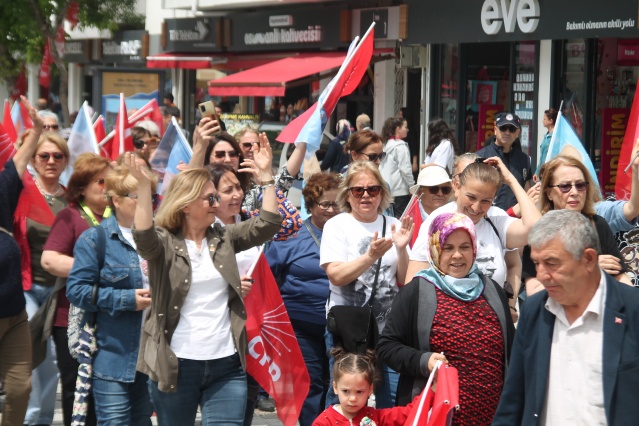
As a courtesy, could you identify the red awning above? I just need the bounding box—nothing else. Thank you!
[207,52,348,97]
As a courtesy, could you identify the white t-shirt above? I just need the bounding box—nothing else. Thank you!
[410,202,515,287]
[423,139,455,174]
[170,237,236,360]
[320,213,402,333]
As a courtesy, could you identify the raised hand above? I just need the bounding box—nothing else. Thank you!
[367,231,393,261]
[391,216,414,249]
[251,132,274,181]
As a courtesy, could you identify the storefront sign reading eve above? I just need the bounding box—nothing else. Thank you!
[481,0,540,35]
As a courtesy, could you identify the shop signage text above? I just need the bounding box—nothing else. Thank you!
[169,21,208,41]
[164,18,220,53]
[102,30,146,64]
[601,108,629,197]
[480,0,540,35]
[244,26,322,45]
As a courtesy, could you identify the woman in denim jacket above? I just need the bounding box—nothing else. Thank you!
[129,132,281,426]
[66,163,158,425]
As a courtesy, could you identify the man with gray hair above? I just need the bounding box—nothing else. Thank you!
[355,113,371,131]
[493,209,639,426]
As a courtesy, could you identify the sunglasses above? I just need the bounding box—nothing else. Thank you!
[359,152,387,162]
[349,185,382,198]
[549,181,588,193]
[316,201,340,211]
[202,194,221,206]
[498,125,518,133]
[241,142,257,150]
[126,193,160,206]
[36,152,65,162]
[213,150,239,159]
[42,124,59,130]
[425,185,452,195]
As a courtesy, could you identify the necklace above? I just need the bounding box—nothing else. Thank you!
[35,178,62,206]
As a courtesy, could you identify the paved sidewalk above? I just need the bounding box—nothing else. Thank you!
[0,386,284,426]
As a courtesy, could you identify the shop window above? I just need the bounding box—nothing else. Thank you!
[513,41,537,157]
[438,44,459,129]
[560,39,586,139]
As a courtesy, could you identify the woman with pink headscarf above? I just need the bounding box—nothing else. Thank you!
[377,212,514,425]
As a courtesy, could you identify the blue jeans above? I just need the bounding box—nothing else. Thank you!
[324,329,399,408]
[149,353,247,426]
[24,284,59,425]
[93,372,153,426]
[292,319,329,426]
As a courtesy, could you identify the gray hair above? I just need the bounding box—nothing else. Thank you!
[38,111,59,122]
[528,210,601,259]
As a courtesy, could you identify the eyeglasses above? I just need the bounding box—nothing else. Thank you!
[202,194,221,206]
[133,138,160,149]
[316,201,340,211]
[241,142,257,150]
[36,152,65,162]
[42,124,59,130]
[359,152,387,162]
[549,181,589,193]
[126,193,160,205]
[213,150,239,159]
[498,125,518,133]
[425,185,452,195]
[348,185,382,198]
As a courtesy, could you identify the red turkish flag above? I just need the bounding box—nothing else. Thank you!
[39,38,54,88]
[400,193,423,250]
[3,101,17,144]
[615,77,639,200]
[403,365,459,426]
[130,98,164,135]
[245,254,310,426]
[94,115,106,144]
[66,2,80,29]
[0,122,16,167]
[110,94,134,160]
[10,68,27,101]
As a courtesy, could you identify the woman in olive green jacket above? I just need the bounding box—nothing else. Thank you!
[129,132,281,426]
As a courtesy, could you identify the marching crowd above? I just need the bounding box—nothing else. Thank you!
[2,98,639,426]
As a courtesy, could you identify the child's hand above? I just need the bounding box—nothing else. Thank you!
[360,417,376,426]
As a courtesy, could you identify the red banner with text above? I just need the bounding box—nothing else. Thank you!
[601,108,629,198]
[477,104,503,150]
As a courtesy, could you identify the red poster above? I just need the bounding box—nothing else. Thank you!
[601,108,630,198]
[477,104,503,150]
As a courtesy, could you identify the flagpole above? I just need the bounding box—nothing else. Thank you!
[544,100,564,165]
[98,101,155,147]
[246,244,265,278]
[410,360,443,426]
[399,192,422,220]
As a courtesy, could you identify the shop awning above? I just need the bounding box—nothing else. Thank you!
[207,52,348,97]
[146,53,283,71]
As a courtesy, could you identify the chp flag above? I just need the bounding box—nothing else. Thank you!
[150,117,191,195]
[276,22,375,156]
[244,250,310,426]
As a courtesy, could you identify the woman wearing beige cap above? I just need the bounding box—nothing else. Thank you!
[409,165,452,224]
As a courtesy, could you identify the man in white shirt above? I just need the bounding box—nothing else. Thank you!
[492,210,639,426]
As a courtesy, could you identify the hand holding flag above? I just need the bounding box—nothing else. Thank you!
[277,22,375,157]
[403,361,459,426]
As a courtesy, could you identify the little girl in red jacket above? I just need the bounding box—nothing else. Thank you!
[313,348,420,426]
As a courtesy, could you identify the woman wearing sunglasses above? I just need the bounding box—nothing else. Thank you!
[40,153,112,426]
[17,130,69,426]
[128,133,282,426]
[320,161,413,409]
[524,155,631,295]
[407,157,540,296]
[66,163,158,424]
[410,165,453,223]
[193,119,304,241]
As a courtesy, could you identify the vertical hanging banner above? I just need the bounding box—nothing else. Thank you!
[601,108,629,198]
[477,104,503,150]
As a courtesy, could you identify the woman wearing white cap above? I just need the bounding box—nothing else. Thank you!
[409,165,452,224]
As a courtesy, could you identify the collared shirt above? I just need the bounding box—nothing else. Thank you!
[541,272,607,426]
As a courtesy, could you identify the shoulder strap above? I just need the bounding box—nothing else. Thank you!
[304,220,321,249]
[87,225,106,327]
[484,216,500,240]
[367,216,386,306]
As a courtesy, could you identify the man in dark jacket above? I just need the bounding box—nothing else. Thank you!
[476,112,532,210]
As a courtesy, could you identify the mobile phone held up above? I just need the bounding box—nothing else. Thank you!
[198,101,221,134]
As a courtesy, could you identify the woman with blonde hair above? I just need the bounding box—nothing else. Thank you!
[320,160,413,408]
[524,155,631,294]
[130,134,282,425]
[21,131,69,426]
